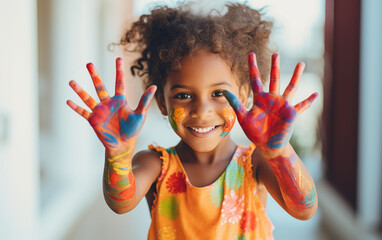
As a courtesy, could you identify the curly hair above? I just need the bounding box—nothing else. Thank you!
[120,2,273,99]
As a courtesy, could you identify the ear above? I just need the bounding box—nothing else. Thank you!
[238,84,250,108]
[155,91,168,116]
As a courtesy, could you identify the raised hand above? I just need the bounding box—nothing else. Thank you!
[224,53,318,154]
[223,53,319,216]
[67,58,157,155]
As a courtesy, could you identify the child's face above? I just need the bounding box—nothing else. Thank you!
[158,51,249,152]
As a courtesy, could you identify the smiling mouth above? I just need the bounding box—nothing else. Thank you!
[189,126,216,133]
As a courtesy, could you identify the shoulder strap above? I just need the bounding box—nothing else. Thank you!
[239,144,256,190]
[148,144,170,182]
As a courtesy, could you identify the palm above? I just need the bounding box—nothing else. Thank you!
[224,53,318,152]
[67,58,156,151]
[243,92,297,149]
[88,96,125,148]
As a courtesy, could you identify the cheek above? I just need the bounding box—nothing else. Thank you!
[169,107,185,132]
[221,106,236,136]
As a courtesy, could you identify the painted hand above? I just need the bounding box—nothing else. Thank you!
[67,58,157,153]
[224,53,318,154]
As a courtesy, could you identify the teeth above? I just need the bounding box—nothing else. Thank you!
[190,126,216,133]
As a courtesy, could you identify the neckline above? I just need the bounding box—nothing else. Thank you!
[171,145,242,189]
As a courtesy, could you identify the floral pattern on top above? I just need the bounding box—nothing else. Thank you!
[225,161,244,190]
[221,190,245,224]
[166,171,187,193]
[210,172,226,207]
[233,233,247,240]
[147,145,274,240]
[159,195,180,220]
[240,211,257,232]
[158,226,177,240]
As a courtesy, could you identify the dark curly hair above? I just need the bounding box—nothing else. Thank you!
[120,2,273,100]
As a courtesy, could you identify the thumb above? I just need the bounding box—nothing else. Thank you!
[223,90,246,123]
[136,85,157,114]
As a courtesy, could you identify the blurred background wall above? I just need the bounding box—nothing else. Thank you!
[0,0,381,239]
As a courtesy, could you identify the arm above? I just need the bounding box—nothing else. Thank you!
[255,144,318,220]
[224,53,318,220]
[103,148,162,214]
[67,58,160,214]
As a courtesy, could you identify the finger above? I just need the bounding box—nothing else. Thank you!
[69,80,98,110]
[135,85,157,114]
[248,53,263,95]
[223,90,247,123]
[269,53,280,95]
[86,63,110,101]
[283,62,305,102]
[294,92,319,115]
[115,57,126,96]
[67,100,91,119]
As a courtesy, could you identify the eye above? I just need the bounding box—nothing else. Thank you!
[212,90,224,97]
[174,92,192,99]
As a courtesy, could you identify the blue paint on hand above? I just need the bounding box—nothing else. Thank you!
[120,114,143,138]
[102,132,118,148]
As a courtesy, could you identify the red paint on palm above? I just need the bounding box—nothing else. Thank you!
[224,53,318,153]
[68,58,157,210]
[240,93,296,150]
[67,58,157,153]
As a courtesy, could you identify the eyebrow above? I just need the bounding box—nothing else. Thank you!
[170,84,188,91]
[170,81,232,91]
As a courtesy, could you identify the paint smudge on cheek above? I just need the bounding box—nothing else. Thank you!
[169,107,185,132]
[221,107,236,137]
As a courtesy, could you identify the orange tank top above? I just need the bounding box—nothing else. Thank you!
[147,144,274,240]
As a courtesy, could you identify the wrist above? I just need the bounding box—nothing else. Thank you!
[105,139,137,158]
[106,148,131,158]
[257,143,290,159]
[106,148,134,176]
[108,150,133,162]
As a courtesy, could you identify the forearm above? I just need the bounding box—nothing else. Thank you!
[103,147,136,214]
[263,144,318,219]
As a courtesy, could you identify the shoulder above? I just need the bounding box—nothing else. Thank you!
[133,148,162,166]
[132,148,163,178]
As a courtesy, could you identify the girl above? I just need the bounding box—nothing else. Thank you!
[67,3,318,239]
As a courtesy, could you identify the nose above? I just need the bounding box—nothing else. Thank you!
[189,97,214,120]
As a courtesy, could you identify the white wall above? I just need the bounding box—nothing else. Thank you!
[38,1,135,239]
[0,0,138,239]
[0,1,39,239]
[39,1,102,238]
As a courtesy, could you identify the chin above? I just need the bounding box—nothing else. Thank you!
[182,138,222,153]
